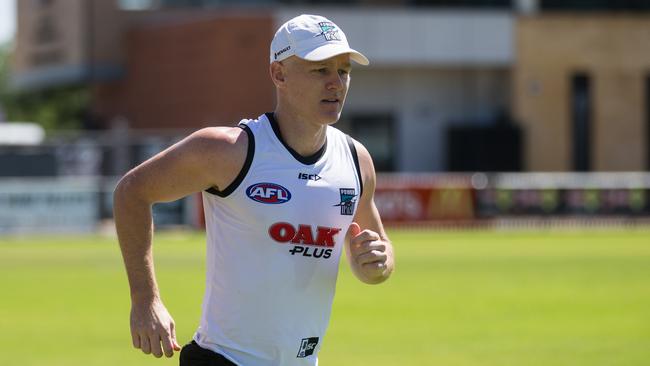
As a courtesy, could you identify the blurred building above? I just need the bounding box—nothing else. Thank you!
[515,14,650,172]
[10,0,650,173]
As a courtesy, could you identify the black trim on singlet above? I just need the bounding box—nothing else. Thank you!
[346,134,364,198]
[205,124,255,197]
[265,112,327,165]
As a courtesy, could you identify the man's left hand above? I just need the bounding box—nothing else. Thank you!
[346,222,391,283]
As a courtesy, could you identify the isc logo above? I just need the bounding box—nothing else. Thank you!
[296,337,319,358]
[246,183,291,204]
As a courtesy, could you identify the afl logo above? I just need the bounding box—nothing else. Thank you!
[246,183,292,204]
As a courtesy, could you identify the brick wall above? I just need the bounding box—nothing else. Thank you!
[95,13,276,130]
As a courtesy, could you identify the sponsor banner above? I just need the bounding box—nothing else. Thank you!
[476,188,650,216]
[374,173,650,222]
[474,172,650,216]
[0,178,99,233]
[0,177,194,233]
[374,174,476,222]
[374,187,476,222]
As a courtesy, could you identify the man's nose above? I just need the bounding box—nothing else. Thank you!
[326,73,345,91]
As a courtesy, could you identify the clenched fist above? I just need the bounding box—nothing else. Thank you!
[346,222,393,284]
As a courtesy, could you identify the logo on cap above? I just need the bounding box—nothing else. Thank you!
[317,22,341,41]
[274,45,291,60]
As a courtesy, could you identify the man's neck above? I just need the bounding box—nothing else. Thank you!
[272,108,328,157]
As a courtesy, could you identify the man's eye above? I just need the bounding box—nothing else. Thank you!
[313,68,327,74]
[339,69,349,75]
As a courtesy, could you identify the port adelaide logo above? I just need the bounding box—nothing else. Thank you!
[334,188,357,215]
[246,183,291,204]
[317,22,341,41]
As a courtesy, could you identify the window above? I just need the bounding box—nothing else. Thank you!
[409,0,511,7]
[571,73,592,172]
[542,0,650,11]
[646,74,650,170]
[117,0,158,11]
[347,114,396,172]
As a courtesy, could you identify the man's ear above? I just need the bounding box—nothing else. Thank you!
[270,61,286,88]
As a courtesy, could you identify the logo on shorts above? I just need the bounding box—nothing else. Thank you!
[297,337,319,358]
[334,188,356,215]
[246,183,291,204]
[317,22,341,41]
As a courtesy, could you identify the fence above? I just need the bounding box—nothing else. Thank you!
[376,173,650,220]
[1,173,650,233]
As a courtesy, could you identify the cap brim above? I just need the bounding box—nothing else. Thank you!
[299,44,369,66]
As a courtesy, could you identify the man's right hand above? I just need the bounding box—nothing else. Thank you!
[130,299,182,358]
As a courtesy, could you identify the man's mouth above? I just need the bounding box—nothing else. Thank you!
[321,98,339,104]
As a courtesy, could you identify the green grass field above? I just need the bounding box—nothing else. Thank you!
[1,229,649,366]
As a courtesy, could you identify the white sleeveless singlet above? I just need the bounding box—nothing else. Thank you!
[194,113,363,366]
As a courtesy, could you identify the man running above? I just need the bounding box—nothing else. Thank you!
[114,14,394,366]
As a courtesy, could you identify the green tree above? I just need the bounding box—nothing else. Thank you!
[0,43,90,131]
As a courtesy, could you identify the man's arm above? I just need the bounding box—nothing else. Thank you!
[345,140,395,284]
[113,126,247,358]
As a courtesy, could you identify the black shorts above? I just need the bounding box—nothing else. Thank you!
[179,340,236,366]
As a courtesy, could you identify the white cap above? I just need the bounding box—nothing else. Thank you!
[270,14,369,66]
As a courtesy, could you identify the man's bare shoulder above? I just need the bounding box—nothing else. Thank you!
[173,126,249,191]
[178,126,248,162]
[187,126,247,150]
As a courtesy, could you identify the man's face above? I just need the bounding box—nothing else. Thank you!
[277,53,352,125]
